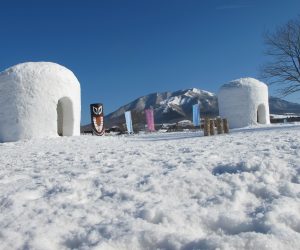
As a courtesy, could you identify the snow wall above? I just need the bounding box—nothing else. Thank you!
[218,77,270,129]
[0,62,81,142]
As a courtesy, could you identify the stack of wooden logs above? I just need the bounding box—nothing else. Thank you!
[204,117,229,136]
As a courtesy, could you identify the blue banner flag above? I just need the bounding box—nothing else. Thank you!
[125,111,133,134]
[193,104,201,126]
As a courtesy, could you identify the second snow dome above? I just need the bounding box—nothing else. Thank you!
[218,77,270,128]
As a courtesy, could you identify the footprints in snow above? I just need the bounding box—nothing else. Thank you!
[212,162,260,176]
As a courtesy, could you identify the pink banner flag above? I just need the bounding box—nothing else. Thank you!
[145,109,155,132]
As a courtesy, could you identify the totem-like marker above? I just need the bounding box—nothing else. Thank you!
[193,104,201,127]
[90,103,105,136]
[125,111,133,134]
[145,109,155,132]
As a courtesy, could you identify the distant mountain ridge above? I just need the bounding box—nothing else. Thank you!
[82,88,300,130]
[268,97,300,115]
[104,88,219,127]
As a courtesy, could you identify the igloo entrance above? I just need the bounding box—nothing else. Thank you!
[257,104,267,124]
[57,97,74,136]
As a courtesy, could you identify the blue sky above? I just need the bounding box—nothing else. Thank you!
[0,0,299,124]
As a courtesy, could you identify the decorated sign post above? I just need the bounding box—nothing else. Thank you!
[125,111,133,134]
[90,103,105,136]
[145,109,155,132]
[192,104,201,127]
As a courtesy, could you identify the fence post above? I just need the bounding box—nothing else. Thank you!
[223,118,229,133]
[216,117,223,134]
[204,118,210,136]
[209,119,215,135]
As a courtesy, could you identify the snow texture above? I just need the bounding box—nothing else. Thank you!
[218,78,270,128]
[1,124,300,249]
[0,62,81,142]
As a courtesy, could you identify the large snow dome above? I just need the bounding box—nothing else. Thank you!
[218,77,270,128]
[0,62,81,142]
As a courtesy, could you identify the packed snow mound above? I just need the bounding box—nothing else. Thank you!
[0,62,81,142]
[220,77,266,90]
[0,124,300,249]
[218,77,270,128]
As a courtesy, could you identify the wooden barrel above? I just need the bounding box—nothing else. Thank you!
[223,118,229,133]
[209,119,215,135]
[204,118,210,136]
[216,117,223,134]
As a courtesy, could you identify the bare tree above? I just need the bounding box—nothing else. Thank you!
[261,17,300,96]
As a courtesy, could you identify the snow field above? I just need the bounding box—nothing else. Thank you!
[0,124,300,249]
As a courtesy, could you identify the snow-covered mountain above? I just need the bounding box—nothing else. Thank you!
[82,88,300,130]
[269,96,300,114]
[104,88,218,127]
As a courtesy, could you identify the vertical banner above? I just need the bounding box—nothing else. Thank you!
[125,111,133,134]
[193,104,201,126]
[90,103,105,136]
[145,109,155,132]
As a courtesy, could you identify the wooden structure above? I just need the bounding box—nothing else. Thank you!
[204,118,210,136]
[216,118,223,134]
[204,118,229,136]
[223,119,229,134]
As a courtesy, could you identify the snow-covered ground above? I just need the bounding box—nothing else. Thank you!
[1,124,300,250]
[270,114,300,118]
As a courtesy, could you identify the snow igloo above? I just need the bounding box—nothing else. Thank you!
[218,77,270,128]
[0,62,81,142]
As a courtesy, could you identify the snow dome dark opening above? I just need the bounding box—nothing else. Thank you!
[57,97,74,136]
[257,104,267,124]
